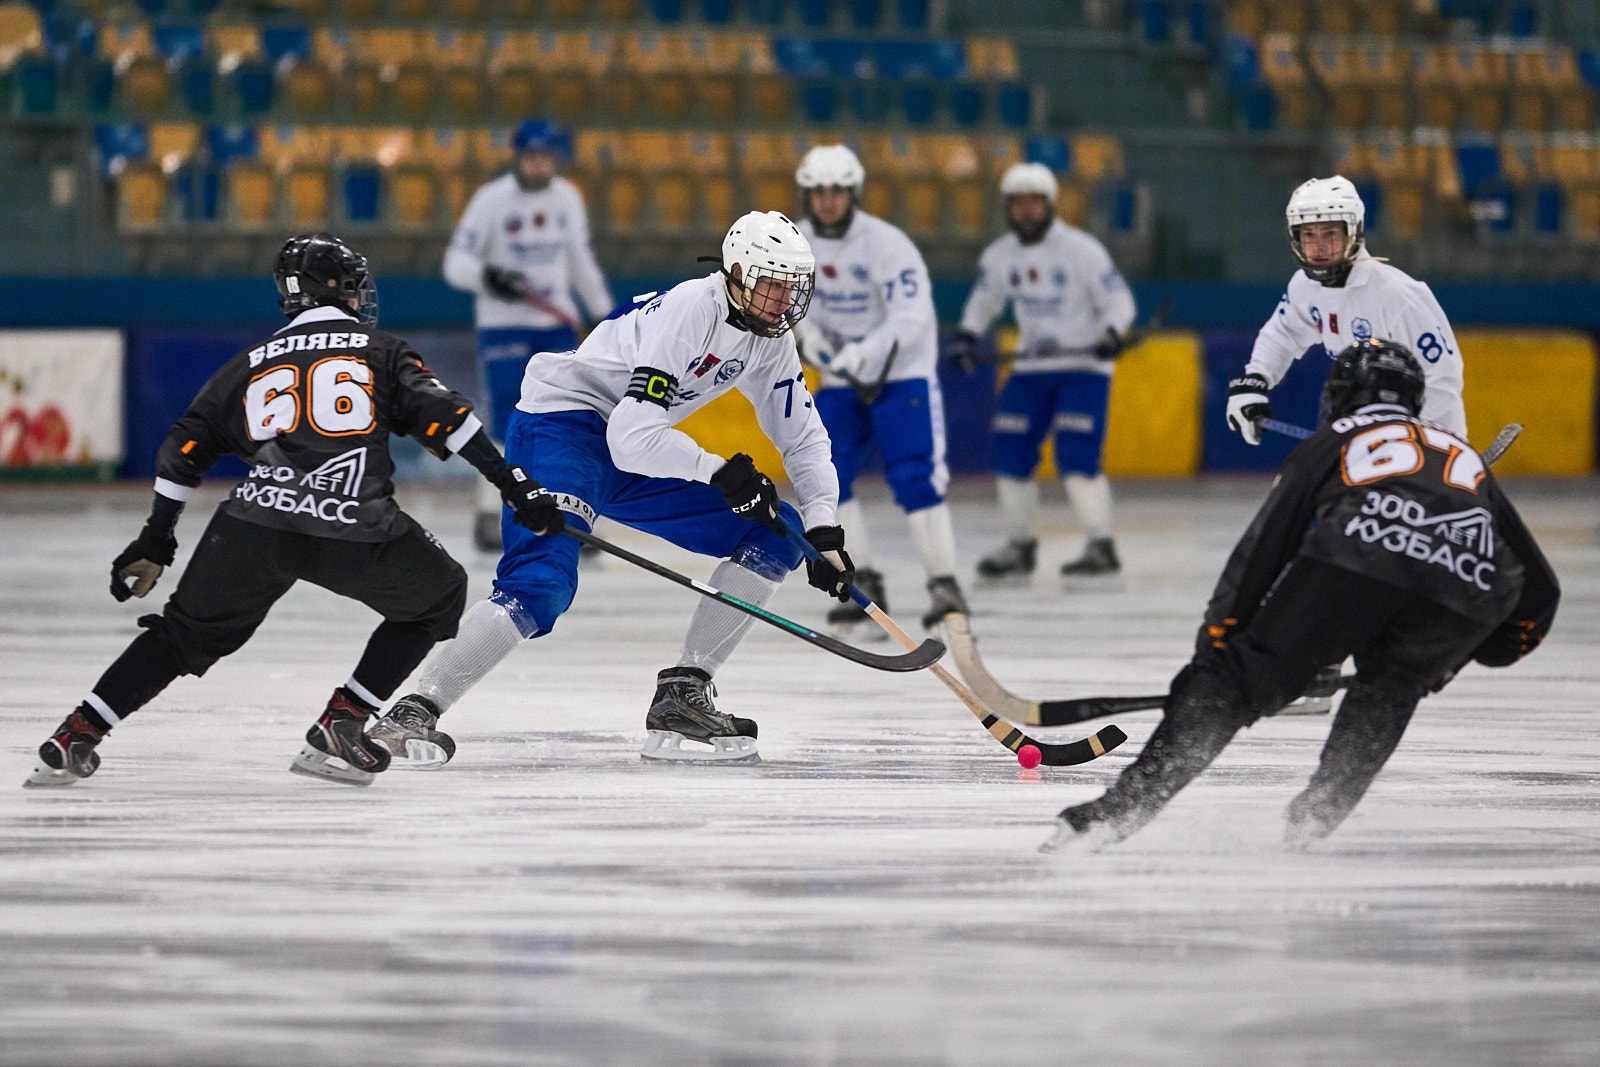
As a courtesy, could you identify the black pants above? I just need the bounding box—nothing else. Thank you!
[93,510,467,721]
[1064,558,1494,843]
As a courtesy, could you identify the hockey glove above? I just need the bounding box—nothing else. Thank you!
[482,265,530,302]
[1225,373,1273,446]
[110,527,178,602]
[710,453,786,535]
[497,466,565,536]
[793,318,833,368]
[802,525,855,602]
[826,341,870,381]
[945,329,983,374]
[1093,327,1127,360]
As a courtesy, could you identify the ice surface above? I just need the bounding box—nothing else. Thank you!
[1,479,1596,1066]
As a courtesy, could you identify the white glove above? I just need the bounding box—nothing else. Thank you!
[1225,373,1272,446]
[794,319,832,368]
[826,341,869,380]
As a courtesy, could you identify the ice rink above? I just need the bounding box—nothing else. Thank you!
[2,477,1596,1066]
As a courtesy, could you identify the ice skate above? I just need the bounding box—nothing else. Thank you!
[23,710,104,788]
[1060,537,1121,579]
[1037,814,1121,855]
[826,567,888,640]
[641,667,759,763]
[976,538,1037,581]
[472,511,502,553]
[290,690,392,786]
[1276,663,1343,716]
[367,693,456,769]
[921,576,970,630]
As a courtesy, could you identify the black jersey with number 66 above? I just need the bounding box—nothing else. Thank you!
[154,308,479,541]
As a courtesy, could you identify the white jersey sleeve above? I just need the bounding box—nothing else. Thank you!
[443,182,496,296]
[1245,277,1323,387]
[850,226,936,383]
[1389,283,1467,436]
[958,242,1010,335]
[605,291,726,485]
[1081,237,1138,338]
[740,348,840,530]
[561,183,614,322]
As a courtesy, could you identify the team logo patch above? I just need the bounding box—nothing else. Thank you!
[821,264,837,279]
[1310,306,1323,332]
[688,353,721,378]
[505,215,522,233]
[1027,267,1038,283]
[1010,271,1022,287]
[1330,312,1340,335]
[1343,490,1497,591]
[852,264,870,282]
[1352,317,1373,341]
[533,212,546,228]
[1052,269,1067,287]
[714,357,745,384]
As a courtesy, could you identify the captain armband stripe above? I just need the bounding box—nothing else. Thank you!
[624,366,679,409]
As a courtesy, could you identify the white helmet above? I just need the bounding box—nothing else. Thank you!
[1285,175,1365,284]
[999,162,1058,202]
[795,144,865,193]
[721,210,815,338]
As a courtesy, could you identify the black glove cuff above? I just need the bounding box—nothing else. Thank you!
[805,525,845,551]
[457,429,513,486]
[147,493,185,540]
[710,453,757,494]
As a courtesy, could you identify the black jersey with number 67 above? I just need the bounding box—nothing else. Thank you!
[154,308,479,541]
[1201,410,1559,659]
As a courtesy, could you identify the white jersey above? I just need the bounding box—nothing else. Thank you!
[795,212,937,387]
[443,173,614,331]
[960,219,1137,376]
[1249,252,1467,436]
[517,274,839,529]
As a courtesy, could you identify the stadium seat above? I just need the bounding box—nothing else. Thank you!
[116,160,167,230]
[603,172,642,232]
[172,161,220,221]
[1226,0,1264,38]
[848,79,891,123]
[1412,47,1459,130]
[0,3,42,68]
[797,0,830,29]
[227,160,275,227]
[259,125,333,173]
[702,0,737,25]
[389,163,438,227]
[392,0,431,17]
[393,60,438,122]
[1071,134,1124,181]
[95,123,149,175]
[342,163,381,223]
[232,58,274,115]
[284,167,333,227]
[748,72,792,122]
[283,60,335,118]
[1533,181,1563,234]
[13,52,57,113]
[207,123,257,166]
[1257,33,1311,128]
[147,122,197,171]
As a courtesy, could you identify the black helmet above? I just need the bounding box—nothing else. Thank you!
[274,232,377,325]
[1323,339,1426,421]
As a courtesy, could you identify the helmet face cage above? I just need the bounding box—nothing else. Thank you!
[1323,339,1425,421]
[738,264,814,339]
[1286,179,1365,284]
[1289,215,1363,284]
[275,233,379,326]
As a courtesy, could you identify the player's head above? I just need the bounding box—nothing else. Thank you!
[1000,163,1058,244]
[1286,176,1365,285]
[720,210,815,339]
[796,144,865,238]
[512,119,569,191]
[1323,339,1426,420]
[274,233,377,325]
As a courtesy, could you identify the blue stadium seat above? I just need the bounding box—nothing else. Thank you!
[747,0,786,23]
[896,0,928,31]
[207,124,258,166]
[1455,143,1499,197]
[1226,35,1258,86]
[900,81,935,125]
[649,0,684,21]
[177,57,214,116]
[1534,182,1562,234]
[926,41,964,80]
[1240,85,1274,130]
[850,0,880,29]
[797,0,831,28]
[136,0,167,15]
[1352,179,1382,232]
[44,5,96,60]
[875,40,925,80]
[261,26,311,63]
[774,38,823,76]
[799,77,836,122]
[173,163,220,221]
[14,55,59,114]
[700,0,736,23]
[1140,1,1170,43]
[1510,3,1536,36]
[1580,50,1600,87]
[1025,136,1071,173]
[344,164,381,223]
[153,24,204,63]
[1111,183,1138,234]
[81,56,116,112]
[1185,1,1209,45]
[233,58,274,114]
[948,82,984,126]
[848,79,890,122]
[814,39,867,78]
[95,123,149,174]
[997,82,1031,128]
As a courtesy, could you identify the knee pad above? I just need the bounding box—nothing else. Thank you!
[884,456,943,512]
[487,584,564,639]
[137,611,233,678]
[1167,661,1253,728]
[418,559,470,641]
[730,502,803,579]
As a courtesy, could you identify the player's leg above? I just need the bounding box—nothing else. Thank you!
[472,329,543,551]
[977,372,1056,579]
[607,475,806,762]
[813,386,887,625]
[28,512,296,787]
[1284,602,1493,847]
[372,410,607,764]
[1053,372,1120,578]
[868,377,967,628]
[295,515,471,782]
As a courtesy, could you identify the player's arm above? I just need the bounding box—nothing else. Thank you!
[1470,480,1560,667]
[1083,241,1138,357]
[1229,288,1319,444]
[1398,286,1468,437]
[112,362,247,602]
[563,185,614,324]
[950,248,1007,372]
[443,186,527,301]
[830,237,935,381]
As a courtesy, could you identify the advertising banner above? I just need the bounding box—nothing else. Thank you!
[0,329,124,472]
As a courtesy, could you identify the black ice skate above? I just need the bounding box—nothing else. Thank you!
[826,567,887,637]
[1060,537,1121,578]
[290,690,393,786]
[24,710,105,788]
[367,693,456,769]
[921,575,970,630]
[976,538,1037,580]
[641,667,759,763]
[1276,663,1343,716]
[472,511,502,552]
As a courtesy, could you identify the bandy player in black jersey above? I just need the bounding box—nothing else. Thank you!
[25,233,564,789]
[1043,339,1560,851]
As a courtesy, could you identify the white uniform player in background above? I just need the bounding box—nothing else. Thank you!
[792,144,969,631]
[1226,176,1467,445]
[370,211,855,766]
[950,162,1138,581]
[444,119,615,550]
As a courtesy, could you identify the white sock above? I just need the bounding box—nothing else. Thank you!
[677,560,781,675]
[995,477,1039,544]
[837,497,872,569]
[907,502,957,579]
[1064,473,1113,540]
[416,598,527,711]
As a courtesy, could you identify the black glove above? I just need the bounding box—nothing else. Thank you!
[496,466,565,536]
[803,525,855,602]
[483,265,529,302]
[945,329,983,374]
[110,526,178,603]
[710,453,785,535]
[1225,373,1273,446]
[1093,327,1126,360]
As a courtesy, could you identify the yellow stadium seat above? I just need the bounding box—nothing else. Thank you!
[345,62,383,120]
[548,72,589,123]
[967,38,1019,80]
[751,176,794,214]
[1267,0,1308,34]
[604,173,642,232]
[1499,136,1539,183]
[443,168,472,221]
[1071,134,1125,181]
[312,27,349,70]
[392,0,431,18]
[601,73,645,122]
[648,73,693,122]
[351,28,427,73]
[468,127,513,173]
[904,178,942,235]
[1318,0,1357,33]
[393,61,437,122]
[1258,34,1315,128]
[103,22,153,66]
[444,66,486,121]
[736,132,801,177]
[859,133,933,178]
[116,161,166,231]
[695,75,740,123]
[442,0,482,18]
[950,179,986,237]
[430,28,486,68]
[682,131,731,174]
[700,175,733,233]
[390,164,437,227]
[337,0,380,19]
[860,180,894,220]
[147,123,199,172]
[1384,181,1426,239]
[209,26,261,67]
[0,3,43,68]
[494,69,540,121]
[621,131,678,174]
[1570,186,1600,241]
[1226,0,1264,39]
[1056,177,1089,228]
[984,135,1024,179]
[283,61,335,118]
[121,57,169,116]
[620,32,687,75]
[919,134,980,180]
[747,73,791,123]
[1412,47,1459,129]
[228,161,275,228]
[260,125,335,173]
[418,127,468,169]
[1365,0,1402,35]
[599,0,635,18]
[548,0,584,17]
[651,175,693,232]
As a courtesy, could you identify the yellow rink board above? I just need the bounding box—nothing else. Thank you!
[1456,329,1596,475]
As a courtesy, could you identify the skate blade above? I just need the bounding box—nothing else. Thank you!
[388,739,451,770]
[1038,817,1118,855]
[22,761,80,788]
[1277,697,1333,716]
[640,729,760,764]
[289,744,377,787]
